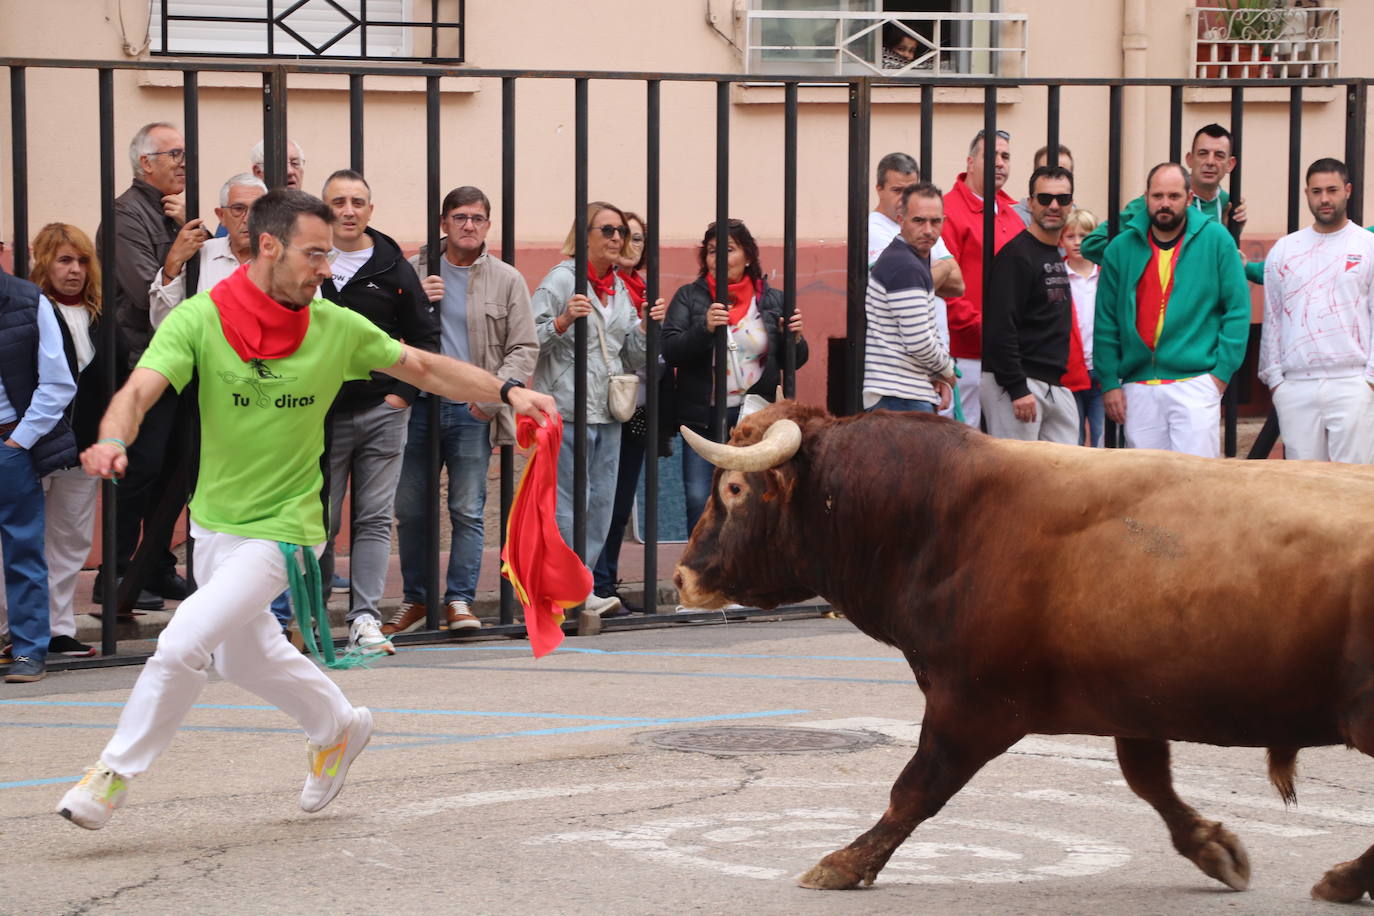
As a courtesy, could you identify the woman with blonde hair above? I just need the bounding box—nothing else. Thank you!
[1061,208,1103,447]
[530,201,666,618]
[27,223,126,655]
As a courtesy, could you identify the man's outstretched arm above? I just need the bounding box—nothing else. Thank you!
[82,367,172,479]
[381,344,557,425]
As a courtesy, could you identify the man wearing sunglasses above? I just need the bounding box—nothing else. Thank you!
[981,166,1080,445]
[92,122,195,613]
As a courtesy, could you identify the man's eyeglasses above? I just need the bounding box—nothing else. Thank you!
[447,213,490,226]
[146,148,187,165]
[595,225,630,239]
[1034,192,1074,207]
[288,244,338,266]
[223,203,252,218]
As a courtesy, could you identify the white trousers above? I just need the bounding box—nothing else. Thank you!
[980,376,1081,445]
[1123,374,1222,458]
[941,357,982,428]
[0,467,99,639]
[1272,376,1374,463]
[100,522,353,777]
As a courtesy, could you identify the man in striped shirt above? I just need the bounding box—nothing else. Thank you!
[863,182,956,413]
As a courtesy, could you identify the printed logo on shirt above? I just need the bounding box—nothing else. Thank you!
[218,358,315,409]
[1347,254,1363,271]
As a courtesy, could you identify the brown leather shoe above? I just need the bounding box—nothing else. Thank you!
[446,600,481,631]
[381,600,427,636]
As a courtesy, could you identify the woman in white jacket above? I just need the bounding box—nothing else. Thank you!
[530,201,666,615]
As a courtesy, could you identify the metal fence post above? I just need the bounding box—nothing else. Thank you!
[845,78,871,417]
[424,74,443,632]
[713,80,730,440]
[499,75,517,626]
[98,67,118,655]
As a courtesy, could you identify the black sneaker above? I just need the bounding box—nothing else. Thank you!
[49,635,97,658]
[4,656,46,683]
[152,571,189,601]
[92,576,165,611]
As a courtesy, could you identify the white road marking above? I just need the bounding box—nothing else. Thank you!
[1012,787,1326,838]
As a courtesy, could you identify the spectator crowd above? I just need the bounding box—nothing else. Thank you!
[4,115,1372,684]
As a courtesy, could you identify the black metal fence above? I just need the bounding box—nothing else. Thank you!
[2,57,1363,666]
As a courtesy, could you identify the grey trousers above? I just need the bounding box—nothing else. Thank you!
[980,375,1081,445]
[320,400,410,622]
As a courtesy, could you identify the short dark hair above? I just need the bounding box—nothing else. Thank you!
[876,152,920,188]
[1306,157,1349,185]
[1033,143,1074,169]
[898,181,944,213]
[1191,123,1233,155]
[696,218,762,289]
[321,168,371,200]
[882,22,915,51]
[1028,165,1074,197]
[440,185,491,219]
[248,189,333,258]
[1145,162,1192,195]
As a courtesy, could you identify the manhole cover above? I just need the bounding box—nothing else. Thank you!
[645,726,880,756]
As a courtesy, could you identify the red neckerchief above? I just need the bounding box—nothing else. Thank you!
[586,263,618,305]
[209,263,311,362]
[501,413,590,658]
[618,268,647,315]
[705,274,756,327]
[49,291,85,307]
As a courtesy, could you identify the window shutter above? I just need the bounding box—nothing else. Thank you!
[149,0,409,58]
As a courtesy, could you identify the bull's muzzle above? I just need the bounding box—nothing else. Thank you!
[680,418,801,471]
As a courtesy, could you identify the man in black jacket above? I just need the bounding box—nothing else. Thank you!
[318,170,440,655]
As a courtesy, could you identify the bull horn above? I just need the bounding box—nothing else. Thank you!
[680,419,802,471]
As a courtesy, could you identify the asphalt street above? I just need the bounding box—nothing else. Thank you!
[2,616,1372,915]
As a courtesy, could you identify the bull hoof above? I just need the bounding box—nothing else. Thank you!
[1187,821,1250,891]
[797,853,871,890]
[1312,861,1368,903]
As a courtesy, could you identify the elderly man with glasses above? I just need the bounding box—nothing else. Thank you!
[92,121,194,613]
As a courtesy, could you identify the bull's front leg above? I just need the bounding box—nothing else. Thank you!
[798,713,1021,890]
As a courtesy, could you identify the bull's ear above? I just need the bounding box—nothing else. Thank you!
[762,464,796,504]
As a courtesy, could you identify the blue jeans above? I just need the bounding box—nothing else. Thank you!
[868,395,936,414]
[592,427,646,596]
[0,444,49,662]
[395,401,492,605]
[556,420,621,573]
[1076,371,1105,448]
[682,407,740,534]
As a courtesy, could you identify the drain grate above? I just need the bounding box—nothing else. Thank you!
[645,726,880,756]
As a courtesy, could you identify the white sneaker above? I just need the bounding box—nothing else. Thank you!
[56,762,129,829]
[300,706,374,813]
[348,615,395,656]
[584,593,622,616]
[675,605,706,614]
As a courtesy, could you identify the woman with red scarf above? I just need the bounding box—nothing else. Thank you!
[531,202,667,618]
[663,218,808,533]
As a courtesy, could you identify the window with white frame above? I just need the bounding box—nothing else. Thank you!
[745,0,1026,78]
[147,0,464,62]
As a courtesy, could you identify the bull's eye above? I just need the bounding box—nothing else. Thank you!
[727,482,743,497]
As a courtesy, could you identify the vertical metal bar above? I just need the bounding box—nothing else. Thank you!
[1288,85,1303,234]
[458,0,466,62]
[431,0,439,59]
[262,68,287,189]
[424,74,442,632]
[845,78,871,417]
[349,74,364,172]
[161,2,170,54]
[713,80,730,439]
[99,68,118,655]
[1105,83,1125,449]
[266,0,275,56]
[10,67,27,280]
[1346,82,1367,227]
[643,78,662,613]
[1045,83,1060,167]
[919,83,933,182]
[181,71,201,301]
[980,84,996,383]
[359,0,367,58]
[573,77,589,562]
[1222,85,1243,459]
[782,80,798,400]
[1169,84,1184,163]
[499,75,517,626]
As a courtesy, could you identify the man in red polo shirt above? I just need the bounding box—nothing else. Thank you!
[941,128,1027,428]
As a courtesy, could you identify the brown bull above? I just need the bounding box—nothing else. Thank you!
[673,400,1374,902]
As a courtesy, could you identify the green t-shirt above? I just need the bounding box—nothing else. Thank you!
[137,291,403,545]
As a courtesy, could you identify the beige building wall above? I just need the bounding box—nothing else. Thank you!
[1,0,1369,251]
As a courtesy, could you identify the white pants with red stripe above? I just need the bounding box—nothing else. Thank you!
[1271,376,1374,463]
[100,522,353,777]
[1123,374,1222,458]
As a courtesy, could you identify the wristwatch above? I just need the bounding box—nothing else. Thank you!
[499,378,526,404]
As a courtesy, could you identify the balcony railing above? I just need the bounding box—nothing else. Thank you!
[1191,5,1338,80]
[745,10,1028,79]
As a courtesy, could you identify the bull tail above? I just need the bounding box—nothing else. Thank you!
[1266,746,1299,805]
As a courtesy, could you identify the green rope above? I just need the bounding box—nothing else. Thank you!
[950,363,966,425]
[277,542,374,670]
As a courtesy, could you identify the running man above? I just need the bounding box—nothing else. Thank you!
[57,190,554,829]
